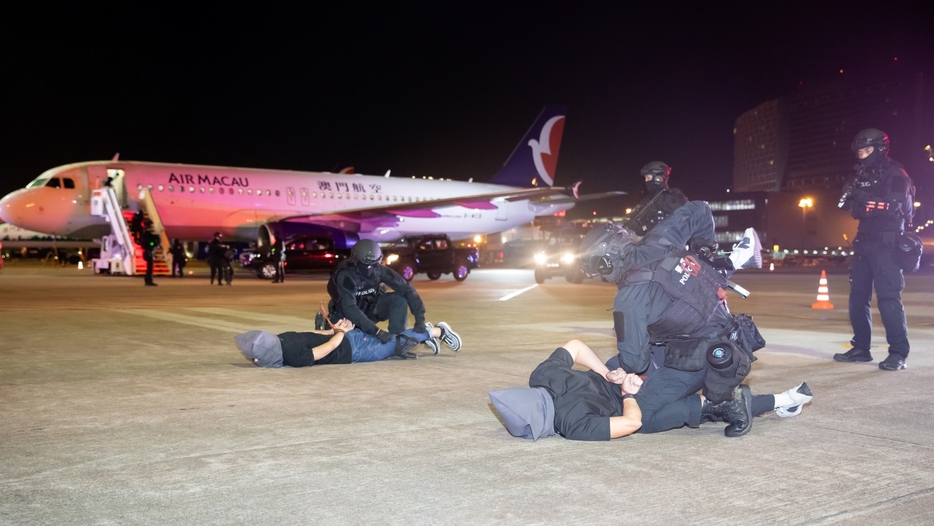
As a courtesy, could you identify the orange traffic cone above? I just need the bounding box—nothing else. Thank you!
[811,270,834,309]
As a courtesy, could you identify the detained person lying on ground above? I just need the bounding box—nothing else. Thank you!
[489,339,812,442]
[235,318,461,368]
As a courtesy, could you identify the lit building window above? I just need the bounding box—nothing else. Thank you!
[708,199,755,211]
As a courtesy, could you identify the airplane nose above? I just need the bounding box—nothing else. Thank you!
[0,188,72,234]
[0,189,28,225]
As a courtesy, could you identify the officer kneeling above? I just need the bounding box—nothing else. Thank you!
[321,239,461,359]
[579,221,767,436]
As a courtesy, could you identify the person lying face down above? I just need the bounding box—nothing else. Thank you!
[235,319,462,367]
[489,339,812,442]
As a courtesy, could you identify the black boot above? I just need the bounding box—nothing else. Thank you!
[701,385,753,437]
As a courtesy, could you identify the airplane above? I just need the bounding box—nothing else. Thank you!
[0,106,621,252]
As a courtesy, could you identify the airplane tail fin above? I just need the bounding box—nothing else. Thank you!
[489,105,567,188]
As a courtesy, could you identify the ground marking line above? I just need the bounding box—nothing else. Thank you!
[498,284,538,301]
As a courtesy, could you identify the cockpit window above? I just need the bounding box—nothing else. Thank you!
[46,178,61,188]
[26,178,50,189]
[63,178,75,189]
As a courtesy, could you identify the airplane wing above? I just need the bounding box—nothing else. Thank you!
[536,190,628,206]
[268,182,583,227]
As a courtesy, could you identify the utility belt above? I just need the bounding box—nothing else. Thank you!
[855,230,901,246]
[660,314,765,404]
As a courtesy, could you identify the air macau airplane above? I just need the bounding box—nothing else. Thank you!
[0,106,611,250]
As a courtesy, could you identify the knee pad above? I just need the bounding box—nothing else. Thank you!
[706,341,734,371]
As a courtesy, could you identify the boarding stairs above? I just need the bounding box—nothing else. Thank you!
[90,186,173,276]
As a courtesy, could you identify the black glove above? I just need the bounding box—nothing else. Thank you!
[375,329,394,344]
[413,320,428,334]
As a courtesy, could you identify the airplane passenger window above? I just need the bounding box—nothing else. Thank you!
[158,185,164,191]
[189,186,195,193]
[247,189,253,195]
[200,187,205,193]
[209,188,214,194]
[275,190,280,196]
[148,184,153,190]
[238,188,243,195]
[266,190,271,196]
[169,185,174,192]
[47,178,61,188]
[137,184,143,190]
[64,178,75,189]
[330,193,334,199]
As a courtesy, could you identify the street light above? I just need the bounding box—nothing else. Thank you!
[799,197,813,245]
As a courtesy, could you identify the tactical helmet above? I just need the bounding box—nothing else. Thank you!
[578,222,626,276]
[640,161,671,184]
[352,239,382,265]
[850,128,890,155]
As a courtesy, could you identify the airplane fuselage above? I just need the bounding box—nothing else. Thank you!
[0,160,573,243]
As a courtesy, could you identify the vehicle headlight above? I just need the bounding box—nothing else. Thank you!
[562,252,576,264]
[385,254,399,264]
[533,253,546,264]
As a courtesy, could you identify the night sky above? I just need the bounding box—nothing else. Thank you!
[2,2,932,218]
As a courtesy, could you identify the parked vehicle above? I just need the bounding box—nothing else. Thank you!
[383,234,479,282]
[243,235,351,278]
[532,228,590,284]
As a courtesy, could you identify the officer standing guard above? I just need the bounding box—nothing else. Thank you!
[271,236,286,283]
[140,219,160,287]
[834,128,917,371]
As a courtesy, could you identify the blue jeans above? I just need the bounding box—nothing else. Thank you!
[346,329,428,363]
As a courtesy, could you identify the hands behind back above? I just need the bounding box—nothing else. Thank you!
[332,319,355,334]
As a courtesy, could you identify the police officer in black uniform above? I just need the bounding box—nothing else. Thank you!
[271,237,286,283]
[625,161,690,238]
[140,219,160,287]
[326,239,428,358]
[833,129,915,371]
[579,221,764,437]
[208,232,227,286]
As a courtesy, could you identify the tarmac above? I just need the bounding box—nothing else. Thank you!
[1,260,933,525]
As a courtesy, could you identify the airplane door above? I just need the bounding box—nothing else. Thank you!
[286,187,296,206]
[494,198,507,221]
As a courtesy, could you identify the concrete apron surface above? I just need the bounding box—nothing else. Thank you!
[1,263,933,525]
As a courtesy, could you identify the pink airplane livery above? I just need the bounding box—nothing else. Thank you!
[0,106,618,251]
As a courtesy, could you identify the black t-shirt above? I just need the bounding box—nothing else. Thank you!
[278,331,353,367]
[528,348,625,441]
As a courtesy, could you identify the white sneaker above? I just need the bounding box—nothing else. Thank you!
[775,382,812,418]
[423,322,441,355]
[729,227,763,270]
[437,322,462,351]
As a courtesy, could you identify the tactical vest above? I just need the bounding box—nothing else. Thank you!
[623,252,727,340]
[327,261,383,317]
